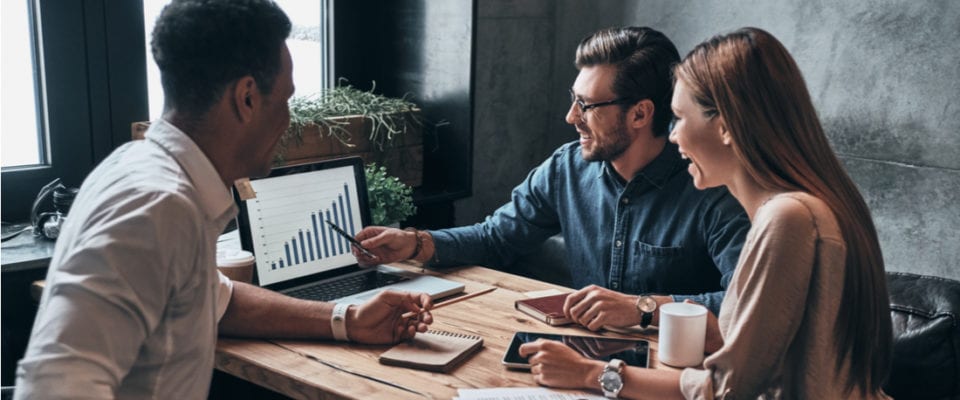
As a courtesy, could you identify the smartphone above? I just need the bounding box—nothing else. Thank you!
[501,331,649,370]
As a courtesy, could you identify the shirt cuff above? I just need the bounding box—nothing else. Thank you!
[424,229,449,267]
[215,270,234,322]
[679,366,713,400]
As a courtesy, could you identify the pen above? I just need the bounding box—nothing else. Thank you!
[402,286,497,319]
[325,220,376,258]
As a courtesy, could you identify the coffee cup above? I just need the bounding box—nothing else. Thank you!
[658,302,707,367]
[216,249,255,284]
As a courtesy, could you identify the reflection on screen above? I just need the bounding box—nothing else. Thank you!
[505,332,649,368]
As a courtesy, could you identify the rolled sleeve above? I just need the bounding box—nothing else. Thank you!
[216,270,235,321]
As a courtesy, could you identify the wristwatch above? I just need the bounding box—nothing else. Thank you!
[636,295,658,329]
[598,358,625,398]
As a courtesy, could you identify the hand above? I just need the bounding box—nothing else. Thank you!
[354,226,417,265]
[519,339,605,389]
[346,290,433,344]
[563,285,640,331]
[684,299,723,354]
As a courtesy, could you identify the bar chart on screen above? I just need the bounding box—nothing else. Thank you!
[244,165,364,285]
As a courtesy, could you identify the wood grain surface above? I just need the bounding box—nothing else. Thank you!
[215,264,662,399]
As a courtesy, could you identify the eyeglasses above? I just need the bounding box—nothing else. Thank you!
[569,89,638,122]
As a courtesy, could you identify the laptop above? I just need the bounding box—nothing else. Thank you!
[233,156,464,305]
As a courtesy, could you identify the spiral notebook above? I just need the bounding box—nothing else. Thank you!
[379,330,484,372]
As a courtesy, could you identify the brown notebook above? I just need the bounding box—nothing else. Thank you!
[514,293,573,326]
[378,330,484,372]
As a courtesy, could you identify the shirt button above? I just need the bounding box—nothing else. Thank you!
[615,240,622,248]
[612,282,619,289]
[621,198,629,204]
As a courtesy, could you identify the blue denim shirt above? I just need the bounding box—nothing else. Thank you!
[429,141,749,314]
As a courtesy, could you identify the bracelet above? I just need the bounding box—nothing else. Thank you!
[330,303,350,341]
[405,228,423,260]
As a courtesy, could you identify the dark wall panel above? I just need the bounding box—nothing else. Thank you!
[335,1,475,223]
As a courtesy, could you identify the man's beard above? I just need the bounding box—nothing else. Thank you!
[582,119,631,162]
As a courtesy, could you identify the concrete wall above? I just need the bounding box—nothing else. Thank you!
[462,0,960,280]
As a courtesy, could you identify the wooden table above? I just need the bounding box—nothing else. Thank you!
[215,264,663,399]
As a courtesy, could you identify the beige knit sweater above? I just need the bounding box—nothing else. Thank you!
[679,192,890,399]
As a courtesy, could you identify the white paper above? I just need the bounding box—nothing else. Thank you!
[456,387,606,400]
[522,289,565,298]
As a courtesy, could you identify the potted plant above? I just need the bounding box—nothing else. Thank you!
[365,163,416,227]
[276,81,426,187]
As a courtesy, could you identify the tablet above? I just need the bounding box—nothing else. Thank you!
[501,331,650,369]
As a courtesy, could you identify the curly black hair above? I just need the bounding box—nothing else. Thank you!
[151,0,291,116]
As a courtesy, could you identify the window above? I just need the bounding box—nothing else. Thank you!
[1,0,43,168]
[142,0,333,119]
[0,1,147,222]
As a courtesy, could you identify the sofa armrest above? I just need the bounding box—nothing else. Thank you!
[885,271,960,399]
[508,235,572,287]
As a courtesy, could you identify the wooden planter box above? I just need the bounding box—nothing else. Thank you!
[131,113,424,188]
[278,113,424,188]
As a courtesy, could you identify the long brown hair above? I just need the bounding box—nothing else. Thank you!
[675,28,892,395]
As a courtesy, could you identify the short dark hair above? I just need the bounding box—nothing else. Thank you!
[575,27,680,137]
[151,0,291,116]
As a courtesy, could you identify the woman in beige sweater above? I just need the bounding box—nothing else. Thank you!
[519,27,892,399]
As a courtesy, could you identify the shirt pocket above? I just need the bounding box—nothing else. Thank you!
[635,241,684,257]
[625,241,686,294]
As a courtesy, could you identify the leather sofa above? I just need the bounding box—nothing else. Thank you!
[885,272,960,400]
[510,237,960,399]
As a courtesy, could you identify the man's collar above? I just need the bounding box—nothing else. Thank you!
[600,142,684,189]
[144,119,235,222]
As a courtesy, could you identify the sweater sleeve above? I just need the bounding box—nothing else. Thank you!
[680,197,821,399]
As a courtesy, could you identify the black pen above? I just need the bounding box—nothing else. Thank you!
[325,220,376,258]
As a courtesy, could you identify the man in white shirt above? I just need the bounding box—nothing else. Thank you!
[14,1,433,398]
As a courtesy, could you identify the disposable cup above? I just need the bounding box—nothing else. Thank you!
[216,249,255,284]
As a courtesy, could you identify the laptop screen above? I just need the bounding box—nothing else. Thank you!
[234,157,370,288]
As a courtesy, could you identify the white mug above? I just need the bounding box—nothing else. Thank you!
[658,302,708,367]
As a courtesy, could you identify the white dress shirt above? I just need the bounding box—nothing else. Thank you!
[16,119,237,399]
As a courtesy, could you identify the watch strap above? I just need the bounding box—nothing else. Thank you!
[640,309,654,329]
[331,303,350,341]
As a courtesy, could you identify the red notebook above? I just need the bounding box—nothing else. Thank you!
[514,293,572,326]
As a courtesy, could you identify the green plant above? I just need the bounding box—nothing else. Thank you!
[283,80,424,153]
[365,163,416,226]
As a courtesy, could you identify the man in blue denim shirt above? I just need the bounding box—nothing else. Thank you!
[357,27,749,331]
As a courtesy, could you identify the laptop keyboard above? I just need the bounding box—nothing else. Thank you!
[286,270,411,302]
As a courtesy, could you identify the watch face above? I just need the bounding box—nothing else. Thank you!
[600,370,623,391]
[638,296,657,313]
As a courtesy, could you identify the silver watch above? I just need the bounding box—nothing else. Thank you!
[598,358,625,398]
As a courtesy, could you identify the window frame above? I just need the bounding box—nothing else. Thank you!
[1,0,148,222]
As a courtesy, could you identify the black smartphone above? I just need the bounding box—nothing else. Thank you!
[501,331,650,370]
